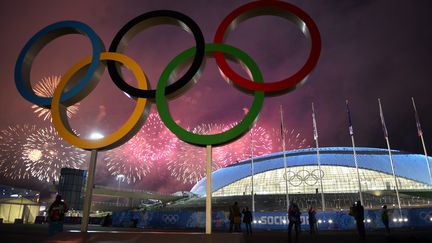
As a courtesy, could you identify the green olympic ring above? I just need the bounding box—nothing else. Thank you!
[156,43,264,146]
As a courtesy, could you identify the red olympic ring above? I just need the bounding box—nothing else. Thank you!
[214,0,321,93]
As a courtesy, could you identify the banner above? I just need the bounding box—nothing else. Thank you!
[112,207,432,231]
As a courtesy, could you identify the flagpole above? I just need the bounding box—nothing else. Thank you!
[378,98,402,217]
[346,100,364,206]
[205,145,212,234]
[280,105,290,213]
[312,103,325,211]
[412,97,432,185]
[250,127,255,213]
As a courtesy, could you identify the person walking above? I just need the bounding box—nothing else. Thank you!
[308,206,317,234]
[350,200,365,240]
[381,205,390,234]
[242,207,253,235]
[48,195,68,236]
[288,201,301,242]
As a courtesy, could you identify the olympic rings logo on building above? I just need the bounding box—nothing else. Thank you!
[284,169,324,186]
[419,211,432,222]
[15,1,321,151]
[162,214,179,224]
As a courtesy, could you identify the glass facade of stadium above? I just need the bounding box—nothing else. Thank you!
[191,147,432,197]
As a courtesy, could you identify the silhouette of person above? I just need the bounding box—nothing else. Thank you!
[288,201,301,242]
[48,194,68,236]
[308,206,317,234]
[102,213,112,227]
[242,207,253,235]
[229,201,241,232]
[381,205,390,234]
[350,200,365,240]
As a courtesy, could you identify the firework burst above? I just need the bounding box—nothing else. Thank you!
[220,124,273,165]
[167,123,230,184]
[271,127,308,152]
[31,75,80,121]
[104,112,178,184]
[23,126,87,182]
[0,124,36,180]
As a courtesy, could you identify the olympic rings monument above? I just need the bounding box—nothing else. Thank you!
[14,1,321,234]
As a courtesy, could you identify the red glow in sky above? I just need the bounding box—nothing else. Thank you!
[1,0,432,193]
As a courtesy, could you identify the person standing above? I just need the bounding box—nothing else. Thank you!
[101,213,112,227]
[229,201,241,232]
[308,206,317,234]
[381,205,390,234]
[350,200,365,240]
[242,207,253,235]
[48,195,68,236]
[288,201,301,242]
[229,203,234,232]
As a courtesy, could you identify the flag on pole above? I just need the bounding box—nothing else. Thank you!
[280,105,285,143]
[346,100,354,136]
[312,103,318,141]
[378,99,388,139]
[412,97,423,137]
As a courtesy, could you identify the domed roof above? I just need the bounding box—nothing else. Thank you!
[191,147,432,195]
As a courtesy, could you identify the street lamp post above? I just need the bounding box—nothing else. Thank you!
[80,132,103,233]
[116,174,125,206]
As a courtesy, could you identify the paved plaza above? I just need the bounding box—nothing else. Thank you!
[1,224,431,243]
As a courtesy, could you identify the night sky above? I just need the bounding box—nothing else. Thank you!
[1,0,432,195]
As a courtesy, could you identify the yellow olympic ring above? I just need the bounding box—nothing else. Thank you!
[51,52,150,150]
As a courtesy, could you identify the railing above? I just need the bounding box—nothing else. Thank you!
[94,185,176,196]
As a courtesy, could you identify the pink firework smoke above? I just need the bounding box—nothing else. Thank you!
[272,127,309,152]
[104,112,178,184]
[220,124,273,165]
[167,123,230,184]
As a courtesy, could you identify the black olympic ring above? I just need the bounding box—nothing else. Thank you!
[108,10,205,99]
[284,169,324,186]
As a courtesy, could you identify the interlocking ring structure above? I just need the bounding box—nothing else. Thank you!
[15,0,321,151]
[285,169,324,186]
[162,214,179,224]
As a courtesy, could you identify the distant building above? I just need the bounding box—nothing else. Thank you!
[58,168,86,210]
[192,147,432,197]
[0,198,40,223]
[0,185,39,201]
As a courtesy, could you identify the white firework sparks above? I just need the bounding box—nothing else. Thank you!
[0,124,36,180]
[31,75,80,121]
[22,126,87,182]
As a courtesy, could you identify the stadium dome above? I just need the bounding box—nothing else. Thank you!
[191,147,432,197]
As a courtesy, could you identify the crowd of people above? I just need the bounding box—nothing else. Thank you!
[228,201,253,235]
[228,199,392,241]
[47,195,393,240]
